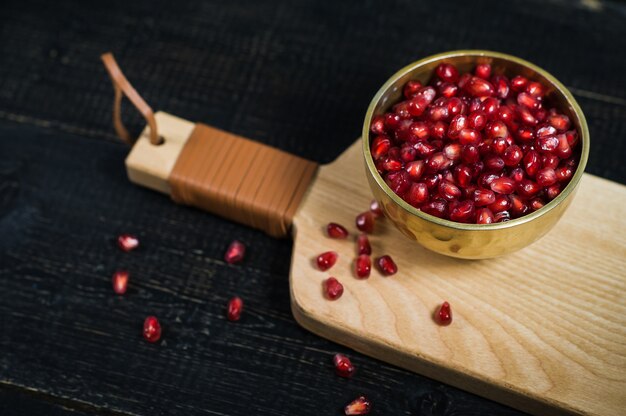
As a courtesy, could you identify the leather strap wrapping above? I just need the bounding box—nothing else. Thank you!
[169,124,318,237]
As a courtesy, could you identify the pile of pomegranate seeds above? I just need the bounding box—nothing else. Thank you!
[434,301,453,326]
[370,62,579,224]
[345,395,372,415]
[117,233,139,252]
[112,270,129,295]
[324,277,344,300]
[227,296,244,321]
[224,240,246,264]
[143,316,162,343]
[333,353,356,378]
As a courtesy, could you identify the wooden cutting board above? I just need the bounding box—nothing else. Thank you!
[129,112,625,416]
[290,140,626,416]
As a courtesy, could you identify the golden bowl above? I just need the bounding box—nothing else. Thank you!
[362,50,590,259]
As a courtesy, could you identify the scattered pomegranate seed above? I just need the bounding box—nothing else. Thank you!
[355,254,372,279]
[333,353,356,378]
[324,277,344,300]
[369,200,384,218]
[377,255,397,276]
[143,316,162,343]
[117,234,139,252]
[317,251,338,271]
[327,223,349,239]
[434,301,452,326]
[227,296,244,321]
[345,395,372,415]
[370,63,580,224]
[355,211,375,233]
[357,234,371,255]
[112,270,129,295]
[224,240,246,264]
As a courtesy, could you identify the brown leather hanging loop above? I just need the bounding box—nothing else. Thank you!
[100,52,161,145]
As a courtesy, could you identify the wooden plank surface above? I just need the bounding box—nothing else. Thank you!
[291,140,626,416]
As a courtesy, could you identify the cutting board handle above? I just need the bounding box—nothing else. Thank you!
[101,53,318,238]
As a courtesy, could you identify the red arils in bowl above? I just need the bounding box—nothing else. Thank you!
[369,62,580,224]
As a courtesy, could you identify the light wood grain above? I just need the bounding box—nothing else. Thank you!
[290,140,626,416]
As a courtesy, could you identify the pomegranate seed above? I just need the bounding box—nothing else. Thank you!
[565,130,579,147]
[370,116,385,135]
[370,200,383,218]
[518,106,537,125]
[444,143,462,161]
[327,223,349,239]
[438,181,462,201]
[384,113,401,130]
[143,316,162,343]
[449,200,475,223]
[112,270,129,295]
[356,211,375,233]
[481,97,500,119]
[357,234,371,255]
[536,135,559,153]
[468,111,487,131]
[523,150,541,177]
[510,75,528,92]
[536,168,557,187]
[403,80,422,98]
[405,160,425,180]
[474,189,496,206]
[516,126,535,142]
[454,165,473,188]
[556,166,574,182]
[317,251,338,271]
[414,141,436,158]
[446,97,464,116]
[474,63,491,79]
[324,277,344,300]
[224,240,246,264]
[434,301,452,326]
[435,63,459,83]
[497,105,516,126]
[542,153,560,169]
[530,198,545,211]
[526,81,545,97]
[333,353,356,378]
[484,155,505,172]
[476,207,495,224]
[509,194,529,218]
[461,145,479,163]
[458,128,481,145]
[430,121,447,140]
[490,177,516,194]
[517,179,542,198]
[439,82,459,98]
[385,170,411,195]
[226,296,244,321]
[517,92,540,109]
[458,72,472,89]
[546,184,561,200]
[465,76,495,97]
[491,75,510,99]
[400,145,416,162]
[423,173,441,190]
[421,199,448,218]
[370,136,391,160]
[447,114,468,139]
[377,255,397,276]
[502,145,523,167]
[555,134,572,159]
[495,210,511,222]
[489,195,511,213]
[405,182,429,207]
[355,254,372,279]
[117,234,139,252]
[345,396,372,415]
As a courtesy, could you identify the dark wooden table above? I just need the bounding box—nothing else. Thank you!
[1,0,625,414]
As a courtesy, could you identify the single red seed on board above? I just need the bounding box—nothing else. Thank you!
[112,270,129,295]
[434,301,453,326]
[357,234,371,255]
[345,395,372,415]
[224,240,246,264]
[324,277,344,300]
[356,211,375,233]
[369,200,384,218]
[227,296,244,321]
[333,353,356,378]
[117,234,139,252]
[355,254,372,279]
[317,251,338,271]
[143,316,162,343]
[377,255,397,276]
[327,223,349,239]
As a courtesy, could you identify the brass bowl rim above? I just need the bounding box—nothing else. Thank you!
[362,49,590,231]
